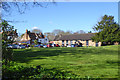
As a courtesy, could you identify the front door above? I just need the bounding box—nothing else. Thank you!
[86,40,89,46]
[96,42,98,47]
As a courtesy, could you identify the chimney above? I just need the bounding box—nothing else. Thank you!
[15,29,17,33]
[25,29,28,40]
[26,29,28,33]
[44,35,46,38]
[40,32,42,35]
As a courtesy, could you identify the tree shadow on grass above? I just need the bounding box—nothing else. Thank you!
[13,48,68,63]
[13,47,118,63]
[70,47,118,55]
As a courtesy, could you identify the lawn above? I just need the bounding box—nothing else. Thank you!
[13,45,119,78]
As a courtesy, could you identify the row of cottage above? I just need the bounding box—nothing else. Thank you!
[18,29,101,47]
[53,33,101,47]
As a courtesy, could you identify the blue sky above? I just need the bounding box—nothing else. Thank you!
[3,2,118,34]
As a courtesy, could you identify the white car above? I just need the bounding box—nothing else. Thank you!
[7,44,17,49]
[67,45,71,47]
[17,45,26,49]
[43,45,47,48]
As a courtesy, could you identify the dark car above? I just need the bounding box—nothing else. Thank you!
[77,45,82,47]
[77,43,83,47]
[56,44,60,47]
[43,45,47,48]
[47,44,52,47]
[7,44,17,49]
[34,45,39,47]
[39,44,43,47]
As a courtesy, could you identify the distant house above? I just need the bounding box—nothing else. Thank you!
[53,33,101,47]
[8,29,18,41]
[20,29,49,45]
[1,29,18,41]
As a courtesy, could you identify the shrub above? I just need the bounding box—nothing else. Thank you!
[2,61,81,79]
[3,61,105,79]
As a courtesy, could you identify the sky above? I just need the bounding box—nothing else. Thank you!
[3,2,118,35]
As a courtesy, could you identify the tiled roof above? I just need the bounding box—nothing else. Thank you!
[54,33,95,41]
[28,32,45,40]
[29,33,36,40]
[7,30,18,37]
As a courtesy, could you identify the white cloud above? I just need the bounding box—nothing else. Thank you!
[32,26,38,29]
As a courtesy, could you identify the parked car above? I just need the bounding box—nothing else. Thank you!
[77,43,83,47]
[34,44,44,48]
[55,44,60,47]
[7,44,17,49]
[34,45,39,47]
[7,44,13,49]
[43,45,47,48]
[47,44,52,47]
[67,45,71,47]
[52,44,55,47]
[22,44,27,47]
[77,45,82,47]
[17,45,26,49]
[39,44,43,47]
[71,44,75,47]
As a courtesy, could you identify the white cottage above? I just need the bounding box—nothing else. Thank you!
[20,29,49,45]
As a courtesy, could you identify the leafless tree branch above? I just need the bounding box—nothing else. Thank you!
[1,0,56,23]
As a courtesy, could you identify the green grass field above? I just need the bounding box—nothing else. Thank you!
[13,45,119,78]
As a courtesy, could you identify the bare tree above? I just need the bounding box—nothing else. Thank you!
[32,29,42,33]
[74,30,86,34]
[52,29,65,36]
[1,1,56,22]
[2,1,56,15]
[44,32,55,41]
[64,30,73,35]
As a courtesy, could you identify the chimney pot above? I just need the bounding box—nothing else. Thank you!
[26,29,28,33]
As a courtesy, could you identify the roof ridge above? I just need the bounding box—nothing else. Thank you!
[61,33,96,36]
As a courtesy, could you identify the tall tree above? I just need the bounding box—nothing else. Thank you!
[92,15,120,45]
[88,31,92,33]
[1,20,18,64]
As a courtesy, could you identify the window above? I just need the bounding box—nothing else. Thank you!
[66,40,68,44]
[62,40,64,44]
[62,40,64,47]
[70,40,72,45]
[66,40,68,46]
[96,42,98,47]
[86,40,89,46]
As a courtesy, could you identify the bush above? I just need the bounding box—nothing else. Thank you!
[2,61,81,79]
[3,61,105,79]
[31,45,34,47]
